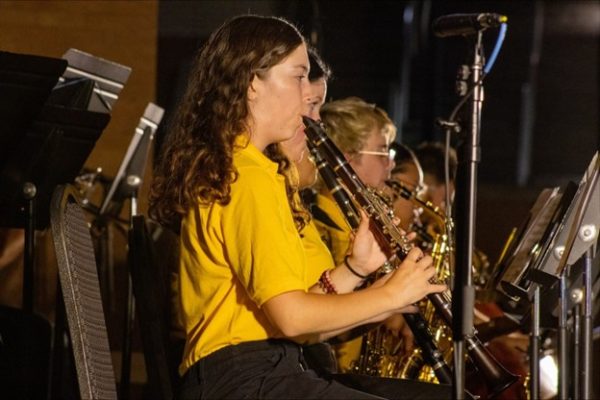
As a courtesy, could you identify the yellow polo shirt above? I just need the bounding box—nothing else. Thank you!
[313,192,362,372]
[301,218,335,285]
[178,140,334,375]
[313,193,352,265]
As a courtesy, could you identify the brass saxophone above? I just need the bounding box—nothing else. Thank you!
[303,116,519,398]
[379,180,454,382]
[384,177,520,398]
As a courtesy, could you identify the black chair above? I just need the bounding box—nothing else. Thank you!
[129,214,179,400]
[50,184,117,399]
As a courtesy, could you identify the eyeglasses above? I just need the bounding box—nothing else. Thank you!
[357,150,393,161]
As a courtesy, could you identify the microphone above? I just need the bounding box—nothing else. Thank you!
[433,13,507,38]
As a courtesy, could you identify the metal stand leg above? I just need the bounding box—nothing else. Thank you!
[573,302,581,400]
[581,248,594,399]
[119,195,139,399]
[22,182,37,313]
[558,274,569,400]
[48,283,66,400]
[95,220,115,314]
[530,285,540,400]
[119,276,135,400]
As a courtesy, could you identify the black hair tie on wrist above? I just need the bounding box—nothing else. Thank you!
[344,255,368,279]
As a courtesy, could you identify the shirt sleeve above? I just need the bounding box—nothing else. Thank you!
[221,166,307,306]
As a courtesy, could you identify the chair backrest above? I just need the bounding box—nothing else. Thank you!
[129,214,174,400]
[50,184,117,400]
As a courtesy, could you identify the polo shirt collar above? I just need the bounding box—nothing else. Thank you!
[234,134,280,175]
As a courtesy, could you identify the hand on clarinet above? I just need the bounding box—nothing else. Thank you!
[382,247,447,311]
[345,209,388,277]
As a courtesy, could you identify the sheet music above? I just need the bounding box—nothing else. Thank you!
[499,188,561,286]
[537,152,599,277]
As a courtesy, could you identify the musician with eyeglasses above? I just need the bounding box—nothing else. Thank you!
[308,97,423,374]
[311,97,396,267]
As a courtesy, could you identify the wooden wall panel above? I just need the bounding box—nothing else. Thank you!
[0,2,158,339]
[0,0,158,212]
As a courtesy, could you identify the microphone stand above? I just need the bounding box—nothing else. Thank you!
[451,31,484,400]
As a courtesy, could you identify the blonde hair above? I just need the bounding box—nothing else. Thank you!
[319,97,396,155]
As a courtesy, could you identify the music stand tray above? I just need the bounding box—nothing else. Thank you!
[0,103,110,229]
[0,51,67,165]
[534,152,599,281]
[496,185,576,304]
[99,102,164,217]
[62,48,131,113]
[495,152,600,323]
[0,50,112,314]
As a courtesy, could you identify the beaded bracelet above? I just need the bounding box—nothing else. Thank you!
[343,255,369,279]
[318,269,338,294]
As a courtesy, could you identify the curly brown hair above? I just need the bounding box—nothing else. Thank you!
[150,15,307,229]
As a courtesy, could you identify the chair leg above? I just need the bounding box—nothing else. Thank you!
[119,276,136,400]
[49,284,79,399]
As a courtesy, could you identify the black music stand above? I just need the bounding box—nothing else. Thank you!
[91,103,164,304]
[532,152,599,400]
[0,104,110,227]
[492,184,577,399]
[500,152,599,399]
[495,184,577,315]
[0,51,67,170]
[0,51,110,312]
[93,102,164,399]
[99,102,164,218]
[0,51,66,314]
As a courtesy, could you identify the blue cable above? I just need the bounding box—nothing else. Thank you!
[484,23,507,75]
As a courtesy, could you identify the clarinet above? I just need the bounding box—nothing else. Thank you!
[304,116,519,398]
[308,135,455,385]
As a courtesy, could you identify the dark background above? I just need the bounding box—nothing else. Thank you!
[156,0,599,263]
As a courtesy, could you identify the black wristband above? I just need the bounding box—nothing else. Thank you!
[344,255,368,279]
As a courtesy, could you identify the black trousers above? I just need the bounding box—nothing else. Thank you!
[179,339,450,400]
